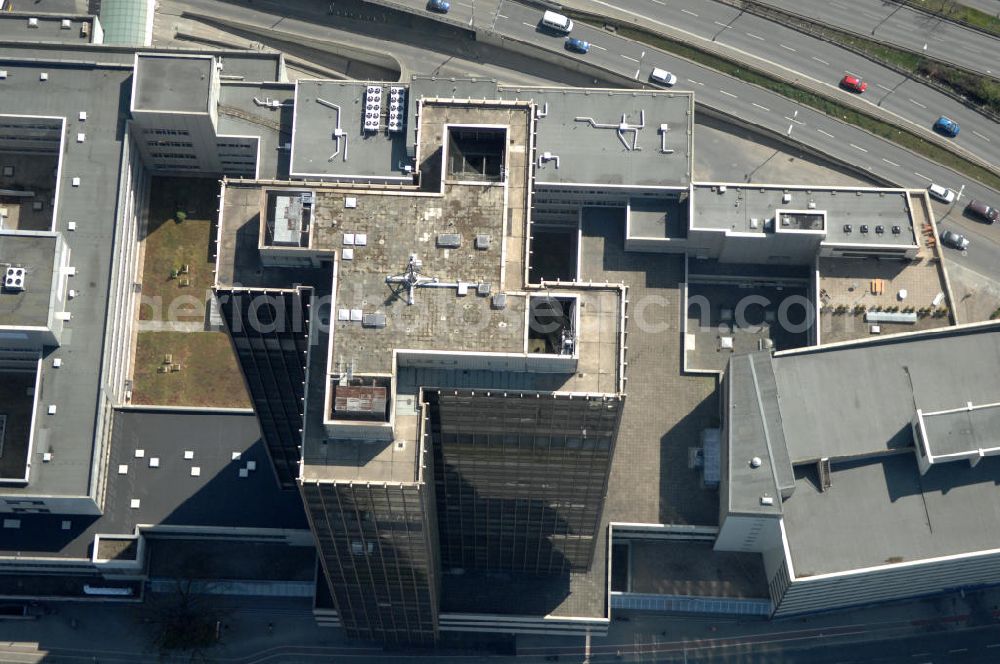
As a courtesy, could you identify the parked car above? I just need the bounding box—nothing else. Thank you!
[966,199,999,224]
[426,0,450,12]
[565,37,590,54]
[933,116,960,137]
[650,67,678,86]
[940,229,970,250]
[927,183,956,204]
[540,10,574,33]
[840,74,868,93]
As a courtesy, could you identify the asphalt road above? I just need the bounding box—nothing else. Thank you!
[424,0,1000,170]
[562,0,1000,170]
[157,0,588,86]
[759,0,1000,77]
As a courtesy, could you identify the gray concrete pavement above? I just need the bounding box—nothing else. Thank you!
[760,0,1000,77]
[5,588,1000,662]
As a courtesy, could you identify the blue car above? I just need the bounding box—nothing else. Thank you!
[427,0,450,13]
[565,37,590,54]
[933,116,960,137]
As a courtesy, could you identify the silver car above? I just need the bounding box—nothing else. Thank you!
[940,230,970,250]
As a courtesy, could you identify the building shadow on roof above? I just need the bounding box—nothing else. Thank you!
[658,390,721,526]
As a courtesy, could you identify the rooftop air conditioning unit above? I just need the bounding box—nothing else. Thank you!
[4,266,26,292]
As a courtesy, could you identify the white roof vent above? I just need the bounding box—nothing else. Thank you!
[760,495,775,506]
[3,266,26,292]
[61,19,72,29]
[28,17,39,27]
[782,192,792,204]
[749,456,762,468]
[39,72,48,81]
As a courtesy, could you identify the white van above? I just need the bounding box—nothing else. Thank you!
[650,67,678,86]
[541,10,574,33]
[927,183,956,204]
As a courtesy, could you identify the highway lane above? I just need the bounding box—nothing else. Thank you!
[760,0,1000,77]
[382,0,1000,277]
[560,0,1000,173]
[157,0,595,87]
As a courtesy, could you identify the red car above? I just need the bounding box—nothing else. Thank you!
[840,75,868,93]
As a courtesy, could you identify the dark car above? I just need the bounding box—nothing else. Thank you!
[933,116,960,137]
[966,199,999,224]
[940,229,970,250]
[565,37,590,54]
[427,0,450,13]
[840,74,868,93]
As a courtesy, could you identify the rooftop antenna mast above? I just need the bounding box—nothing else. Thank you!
[385,254,439,305]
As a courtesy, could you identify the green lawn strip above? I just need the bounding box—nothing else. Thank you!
[132,331,251,408]
[735,0,1000,116]
[140,177,220,321]
[568,13,1000,192]
[900,0,1000,38]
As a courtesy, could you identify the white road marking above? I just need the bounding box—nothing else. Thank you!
[812,56,830,65]
[913,172,932,181]
[621,54,640,62]
[817,128,835,138]
[720,89,738,98]
[850,143,868,152]
[949,649,969,655]
[634,68,641,79]
[522,21,535,28]
[746,32,765,40]
[714,20,730,27]
[908,98,927,109]
[687,78,704,86]
[682,8,699,16]
[971,130,992,141]
[753,103,770,111]
[882,158,900,167]
[497,13,508,18]
[876,83,894,92]
[591,43,607,50]
[779,44,796,51]
[986,643,1000,648]
[844,70,859,77]
[784,116,804,125]
[650,0,666,5]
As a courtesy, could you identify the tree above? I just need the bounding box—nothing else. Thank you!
[136,579,225,661]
